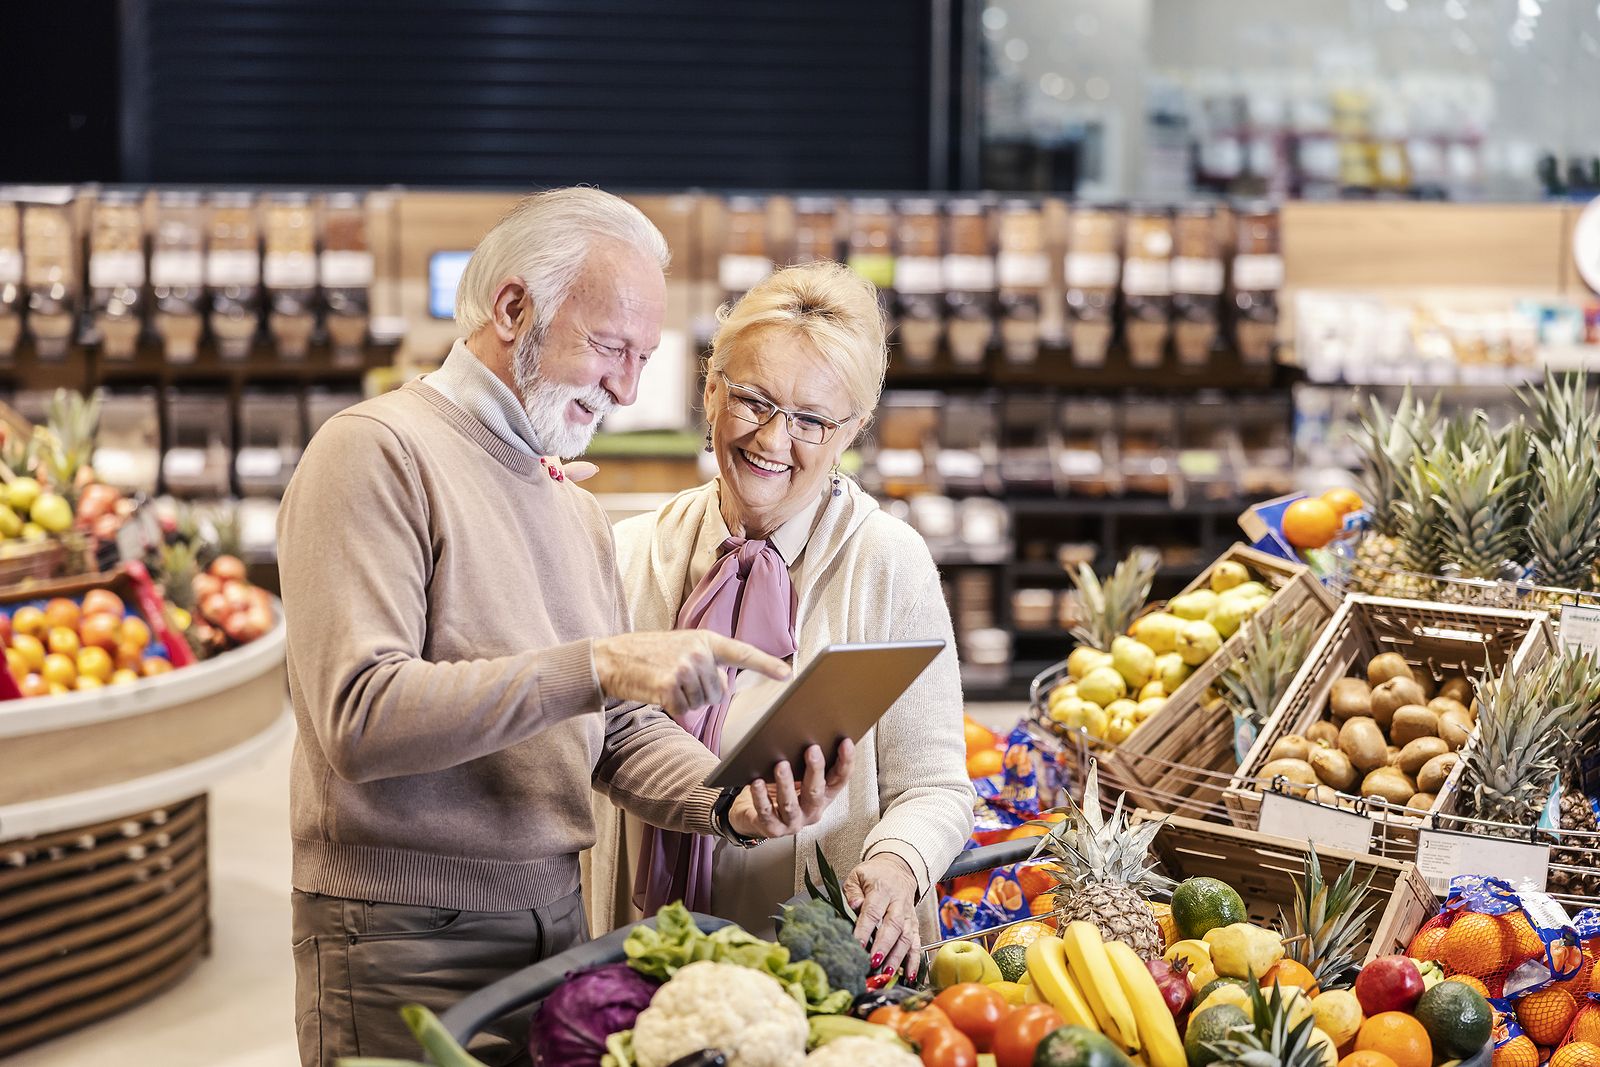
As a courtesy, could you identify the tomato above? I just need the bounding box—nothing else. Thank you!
[991,1004,1065,1067]
[901,1006,955,1046]
[869,1003,950,1041]
[918,1024,979,1067]
[933,983,1008,1052]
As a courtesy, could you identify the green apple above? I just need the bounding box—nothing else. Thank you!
[1169,590,1219,621]
[1110,635,1157,689]
[1066,645,1114,682]
[1210,560,1251,593]
[1078,665,1129,707]
[1176,619,1223,666]
[930,940,1002,990]
[1129,611,1183,655]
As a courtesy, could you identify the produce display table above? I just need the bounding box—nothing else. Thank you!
[0,612,287,1056]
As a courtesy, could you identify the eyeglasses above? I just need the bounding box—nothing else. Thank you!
[717,373,855,446]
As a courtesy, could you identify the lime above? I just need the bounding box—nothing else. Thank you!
[1171,877,1248,940]
[1414,980,1493,1059]
[992,943,1029,984]
[1196,976,1255,1004]
[1185,1004,1251,1067]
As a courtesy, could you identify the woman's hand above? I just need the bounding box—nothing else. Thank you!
[844,853,922,979]
[729,740,854,839]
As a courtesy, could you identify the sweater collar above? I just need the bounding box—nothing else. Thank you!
[424,339,546,457]
[407,380,543,478]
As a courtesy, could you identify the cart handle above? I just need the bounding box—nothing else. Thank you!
[438,911,732,1052]
[940,838,1040,881]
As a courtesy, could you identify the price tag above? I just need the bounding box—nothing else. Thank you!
[942,254,996,292]
[0,248,20,284]
[935,450,985,479]
[1059,450,1104,477]
[874,448,924,479]
[1416,827,1550,895]
[1558,603,1600,653]
[1259,791,1374,854]
[236,447,284,480]
[847,253,896,289]
[997,252,1050,289]
[717,254,772,292]
[1172,257,1225,295]
[264,251,316,288]
[320,250,374,288]
[1065,252,1120,288]
[1122,258,1172,297]
[894,256,942,294]
[1233,254,1285,291]
[150,250,204,288]
[163,447,208,480]
[89,250,146,288]
[207,250,259,287]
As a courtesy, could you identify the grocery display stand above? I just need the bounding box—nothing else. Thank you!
[0,605,287,1056]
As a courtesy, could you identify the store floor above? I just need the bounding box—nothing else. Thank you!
[14,702,1030,1066]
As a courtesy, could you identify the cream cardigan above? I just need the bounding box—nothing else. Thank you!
[584,477,975,935]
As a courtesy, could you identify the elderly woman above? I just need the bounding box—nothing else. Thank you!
[588,261,973,975]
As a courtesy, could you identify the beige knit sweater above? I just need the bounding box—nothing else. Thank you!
[585,477,974,934]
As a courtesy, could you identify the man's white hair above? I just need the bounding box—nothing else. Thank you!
[453,187,670,336]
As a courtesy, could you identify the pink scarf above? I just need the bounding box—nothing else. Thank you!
[633,535,798,916]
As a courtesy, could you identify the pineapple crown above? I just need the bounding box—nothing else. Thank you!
[1033,760,1175,897]
[1352,385,1433,537]
[1205,980,1326,1067]
[1463,656,1581,827]
[1430,426,1529,581]
[1067,550,1159,652]
[1218,606,1317,730]
[41,388,103,497]
[1276,847,1377,989]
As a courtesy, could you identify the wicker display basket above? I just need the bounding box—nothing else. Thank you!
[1224,595,1556,847]
[0,796,210,1055]
[1032,543,1338,818]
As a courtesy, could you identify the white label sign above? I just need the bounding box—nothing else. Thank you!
[1259,791,1374,854]
[264,251,316,288]
[894,256,942,294]
[150,250,204,287]
[717,254,772,292]
[874,448,925,479]
[89,250,145,288]
[1416,828,1550,895]
[1122,257,1172,297]
[943,254,997,292]
[0,248,20,284]
[1558,603,1600,653]
[997,252,1050,289]
[207,250,259,287]
[320,250,374,288]
[1233,253,1285,291]
[163,447,208,480]
[1172,256,1225,294]
[1065,252,1120,288]
[236,447,285,480]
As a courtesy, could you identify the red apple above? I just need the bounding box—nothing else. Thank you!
[1354,955,1425,1015]
[0,613,12,646]
[210,555,247,582]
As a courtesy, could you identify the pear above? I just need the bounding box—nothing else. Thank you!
[1218,581,1270,603]
[1081,702,1109,738]
[1207,598,1253,639]
[1156,651,1193,693]
[1169,590,1219,621]
[1135,696,1166,722]
[1078,665,1128,707]
[1176,619,1223,666]
[1105,714,1137,744]
[1209,560,1250,593]
[1139,679,1167,701]
[1049,696,1087,726]
[5,477,41,515]
[1066,646,1114,682]
[1129,611,1183,655]
[1110,635,1157,689]
[1106,698,1139,720]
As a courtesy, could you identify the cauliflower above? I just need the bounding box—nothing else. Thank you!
[630,960,808,1067]
[777,899,869,997]
[804,1037,922,1067]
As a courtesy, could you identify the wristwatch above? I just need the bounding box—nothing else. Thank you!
[711,788,762,849]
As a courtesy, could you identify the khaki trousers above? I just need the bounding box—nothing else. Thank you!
[290,888,587,1067]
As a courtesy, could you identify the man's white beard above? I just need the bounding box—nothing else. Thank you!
[510,328,614,458]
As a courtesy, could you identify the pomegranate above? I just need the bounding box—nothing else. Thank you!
[1146,958,1192,1019]
[1354,955,1425,1016]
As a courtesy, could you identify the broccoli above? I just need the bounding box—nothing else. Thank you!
[777,898,870,998]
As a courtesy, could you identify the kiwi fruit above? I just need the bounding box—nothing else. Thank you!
[1309,746,1357,790]
[1428,696,1471,721]
[1269,735,1312,763]
[1419,752,1460,794]
[1367,652,1414,687]
[1407,791,1439,814]
[1438,707,1475,750]
[1330,677,1373,722]
[1390,705,1441,746]
[1361,766,1417,806]
[1312,785,1340,806]
[1398,736,1450,776]
[1438,676,1473,705]
[1338,716,1389,773]
[1260,758,1319,788]
[1371,677,1426,730]
[1307,720,1340,747]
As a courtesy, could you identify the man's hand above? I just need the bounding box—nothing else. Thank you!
[844,853,922,978]
[592,630,790,719]
[728,739,854,839]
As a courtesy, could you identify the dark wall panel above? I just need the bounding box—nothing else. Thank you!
[123,0,939,190]
[0,2,121,182]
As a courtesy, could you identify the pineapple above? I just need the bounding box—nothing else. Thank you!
[1278,848,1377,989]
[1460,661,1577,832]
[41,388,102,500]
[1350,387,1432,590]
[1066,550,1159,652]
[1205,981,1327,1067]
[1393,447,1445,589]
[1034,760,1174,960]
[1218,610,1316,733]
[1431,436,1527,582]
[1526,440,1600,593]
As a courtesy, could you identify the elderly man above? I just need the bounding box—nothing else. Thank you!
[277,188,853,1067]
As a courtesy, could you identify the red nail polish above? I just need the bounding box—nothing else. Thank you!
[870,953,884,968]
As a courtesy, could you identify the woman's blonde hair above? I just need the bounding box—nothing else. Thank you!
[708,261,887,435]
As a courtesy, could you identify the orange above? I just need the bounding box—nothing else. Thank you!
[1445,975,1491,998]
[19,673,48,698]
[1004,824,1050,842]
[1323,487,1365,517]
[42,597,80,632]
[1262,958,1322,996]
[1410,925,1449,962]
[1552,1043,1600,1067]
[1355,1012,1433,1067]
[1572,1003,1600,1045]
[140,656,173,677]
[1028,895,1057,921]
[1017,863,1064,900]
[1443,913,1515,980]
[1503,913,1546,964]
[954,886,984,905]
[1493,1036,1539,1067]
[964,716,998,755]
[993,921,1056,952]
[11,634,46,671]
[46,625,80,657]
[11,606,45,638]
[1340,1053,1399,1067]
[967,749,1004,778]
[1556,951,1596,999]
[76,646,113,683]
[119,616,151,649]
[41,652,76,688]
[1514,988,1577,1046]
[1284,497,1343,550]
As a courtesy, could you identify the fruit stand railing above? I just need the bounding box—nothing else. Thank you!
[1330,545,1600,622]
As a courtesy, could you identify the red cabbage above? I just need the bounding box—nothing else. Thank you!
[528,962,659,1066]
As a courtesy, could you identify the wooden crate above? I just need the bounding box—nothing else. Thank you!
[0,796,210,1055]
[1036,544,1338,819]
[1135,810,1439,964]
[1224,596,1555,844]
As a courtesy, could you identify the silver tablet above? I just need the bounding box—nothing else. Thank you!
[702,640,947,791]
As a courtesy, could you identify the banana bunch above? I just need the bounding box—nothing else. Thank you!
[1025,921,1186,1067]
